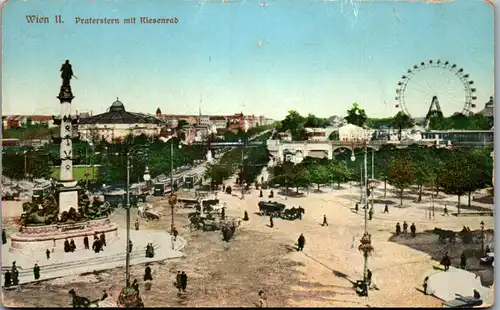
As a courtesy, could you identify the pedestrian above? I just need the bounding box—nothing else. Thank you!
[269,189,274,198]
[173,228,178,241]
[128,240,133,253]
[64,239,71,252]
[11,262,19,286]
[181,271,187,292]
[221,207,225,220]
[258,290,267,308]
[46,249,51,259]
[443,205,449,216]
[176,271,182,293]
[135,218,140,231]
[259,189,263,198]
[460,252,467,269]
[322,215,328,226]
[92,238,102,253]
[243,210,249,221]
[83,236,89,250]
[440,252,451,271]
[355,203,359,213]
[100,233,106,247]
[132,279,139,292]
[383,204,389,214]
[70,239,76,252]
[4,270,12,287]
[395,222,401,235]
[2,229,7,244]
[423,276,429,295]
[144,265,153,281]
[368,208,373,220]
[366,269,372,287]
[403,221,408,234]
[33,263,40,280]
[297,233,305,251]
[410,223,416,238]
[485,245,491,254]
[269,215,274,228]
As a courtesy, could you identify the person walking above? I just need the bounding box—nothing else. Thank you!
[2,229,7,244]
[440,252,451,271]
[100,233,106,247]
[269,215,274,228]
[460,252,467,270]
[176,271,182,293]
[403,221,408,234]
[4,270,12,287]
[180,271,188,293]
[46,249,51,259]
[443,205,449,216]
[354,203,359,213]
[33,263,40,280]
[410,223,416,238]
[395,222,401,235]
[83,236,89,250]
[322,215,328,226]
[368,207,373,220]
[258,290,267,308]
[383,204,389,214]
[135,218,140,231]
[128,240,133,253]
[297,234,305,251]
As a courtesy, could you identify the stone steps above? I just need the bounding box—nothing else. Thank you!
[2,234,186,286]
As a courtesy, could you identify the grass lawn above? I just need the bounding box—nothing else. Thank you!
[51,166,99,181]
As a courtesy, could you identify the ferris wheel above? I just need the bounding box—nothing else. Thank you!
[395,60,477,119]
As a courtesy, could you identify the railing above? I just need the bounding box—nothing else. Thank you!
[267,139,432,146]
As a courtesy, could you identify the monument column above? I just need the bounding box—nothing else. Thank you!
[55,60,80,216]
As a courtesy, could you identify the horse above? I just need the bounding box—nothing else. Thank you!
[68,289,99,308]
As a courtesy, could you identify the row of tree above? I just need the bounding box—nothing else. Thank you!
[268,145,493,211]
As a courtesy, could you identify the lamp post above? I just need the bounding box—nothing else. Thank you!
[351,140,373,296]
[480,221,485,256]
[169,140,183,231]
[125,145,150,287]
[23,149,35,179]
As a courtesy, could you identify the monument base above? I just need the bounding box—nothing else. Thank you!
[10,218,119,253]
[57,183,80,215]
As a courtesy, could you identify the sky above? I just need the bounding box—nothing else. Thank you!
[1,0,494,120]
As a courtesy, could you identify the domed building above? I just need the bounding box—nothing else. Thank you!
[78,98,164,142]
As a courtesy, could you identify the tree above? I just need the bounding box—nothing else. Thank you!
[345,103,368,127]
[304,114,329,128]
[328,131,339,141]
[279,110,307,140]
[309,164,330,191]
[205,164,232,188]
[289,164,310,193]
[387,157,415,206]
[438,155,470,214]
[391,111,414,141]
[27,151,52,179]
[328,162,351,189]
[413,160,434,202]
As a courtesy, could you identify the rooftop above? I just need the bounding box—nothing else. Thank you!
[79,98,163,125]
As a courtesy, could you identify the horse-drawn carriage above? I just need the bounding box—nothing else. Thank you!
[433,228,457,244]
[258,201,304,220]
[138,204,161,221]
[104,193,145,209]
[258,201,286,217]
[188,211,239,232]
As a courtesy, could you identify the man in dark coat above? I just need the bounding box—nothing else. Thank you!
[355,203,359,213]
[144,265,153,281]
[443,205,449,216]
[460,252,467,269]
[403,221,408,234]
[259,190,263,198]
[366,269,372,287]
[33,263,40,280]
[70,239,76,252]
[92,238,102,253]
[269,190,274,198]
[383,204,389,213]
[180,271,187,292]
[2,229,7,244]
[322,215,328,226]
[64,239,71,252]
[4,270,12,287]
[368,208,373,220]
[46,249,51,259]
[221,208,225,220]
[83,236,89,250]
[11,262,19,285]
[128,240,133,253]
[100,233,106,247]
[132,279,139,292]
[176,271,182,293]
[410,223,416,238]
[395,222,401,235]
[269,215,274,228]
[297,234,305,251]
[440,252,451,271]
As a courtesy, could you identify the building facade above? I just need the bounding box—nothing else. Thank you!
[78,99,164,142]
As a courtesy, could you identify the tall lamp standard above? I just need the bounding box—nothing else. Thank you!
[351,140,374,296]
[169,141,182,231]
[125,145,150,286]
[480,221,485,256]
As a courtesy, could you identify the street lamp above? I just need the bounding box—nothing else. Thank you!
[125,145,149,287]
[169,141,183,231]
[480,221,485,256]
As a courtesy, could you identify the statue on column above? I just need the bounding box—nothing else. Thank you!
[60,60,75,87]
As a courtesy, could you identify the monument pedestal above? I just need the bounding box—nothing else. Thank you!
[57,182,80,215]
[9,218,119,253]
